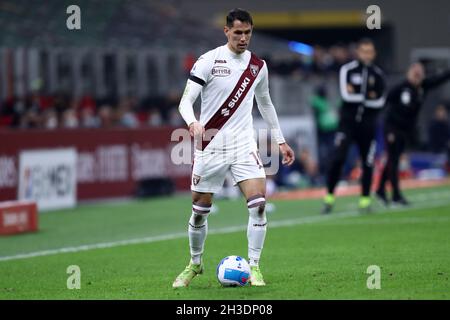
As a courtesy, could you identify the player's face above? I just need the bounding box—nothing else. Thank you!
[407,63,425,86]
[224,20,253,54]
[356,43,376,65]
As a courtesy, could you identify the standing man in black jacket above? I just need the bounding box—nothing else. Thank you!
[376,62,450,206]
[322,38,386,214]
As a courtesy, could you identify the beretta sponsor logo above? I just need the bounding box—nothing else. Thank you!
[211,66,231,77]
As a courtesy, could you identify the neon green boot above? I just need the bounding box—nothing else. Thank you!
[172,261,204,288]
[249,266,266,286]
[359,196,372,213]
[321,194,335,214]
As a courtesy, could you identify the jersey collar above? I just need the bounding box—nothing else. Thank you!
[224,44,247,60]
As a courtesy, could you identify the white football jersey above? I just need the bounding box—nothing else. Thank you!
[189,45,269,152]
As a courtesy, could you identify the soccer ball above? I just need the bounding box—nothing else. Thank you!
[216,255,251,287]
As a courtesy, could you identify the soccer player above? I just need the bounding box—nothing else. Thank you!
[322,38,386,214]
[172,9,295,287]
[376,63,450,206]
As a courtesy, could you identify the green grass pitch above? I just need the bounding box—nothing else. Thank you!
[0,185,449,299]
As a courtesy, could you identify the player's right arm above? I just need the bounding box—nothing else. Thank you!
[178,79,204,138]
[178,54,212,138]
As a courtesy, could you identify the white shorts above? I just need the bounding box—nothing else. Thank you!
[191,142,266,193]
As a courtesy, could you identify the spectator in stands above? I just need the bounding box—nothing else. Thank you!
[27,92,44,112]
[428,104,450,154]
[20,108,41,129]
[98,104,115,128]
[53,91,71,116]
[9,96,26,127]
[310,84,340,177]
[42,108,58,129]
[61,107,79,128]
[79,93,97,111]
[80,107,100,128]
[117,97,140,128]
[329,43,351,71]
[13,93,42,128]
[312,45,333,74]
[148,108,163,127]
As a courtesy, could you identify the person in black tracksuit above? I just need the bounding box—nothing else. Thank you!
[376,63,450,206]
[322,39,386,214]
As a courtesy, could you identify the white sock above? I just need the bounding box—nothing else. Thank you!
[247,195,267,267]
[188,203,211,265]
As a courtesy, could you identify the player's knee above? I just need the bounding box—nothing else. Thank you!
[247,194,266,218]
[192,192,212,205]
[191,201,211,225]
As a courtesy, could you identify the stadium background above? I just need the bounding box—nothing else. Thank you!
[0,0,449,300]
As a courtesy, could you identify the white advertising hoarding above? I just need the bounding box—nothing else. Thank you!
[18,148,77,211]
[253,115,318,161]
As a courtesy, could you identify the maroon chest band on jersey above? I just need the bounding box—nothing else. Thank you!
[200,53,264,151]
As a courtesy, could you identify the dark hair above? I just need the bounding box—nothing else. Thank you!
[357,38,375,48]
[226,8,253,28]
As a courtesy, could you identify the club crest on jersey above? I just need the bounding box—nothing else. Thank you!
[250,64,259,77]
[192,174,201,186]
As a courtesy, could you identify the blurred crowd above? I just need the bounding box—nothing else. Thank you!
[264,43,353,77]
[0,43,354,130]
[0,91,185,130]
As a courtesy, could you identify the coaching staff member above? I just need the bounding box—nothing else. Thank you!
[322,38,386,214]
[376,62,450,206]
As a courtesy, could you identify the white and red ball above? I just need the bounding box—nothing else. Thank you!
[216,255,250,287]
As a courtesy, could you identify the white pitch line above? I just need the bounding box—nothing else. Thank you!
[317,215,450,226]
[1,193,450,262]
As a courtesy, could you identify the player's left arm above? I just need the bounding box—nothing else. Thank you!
[255,63,295,166]
[422,69,450,90]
